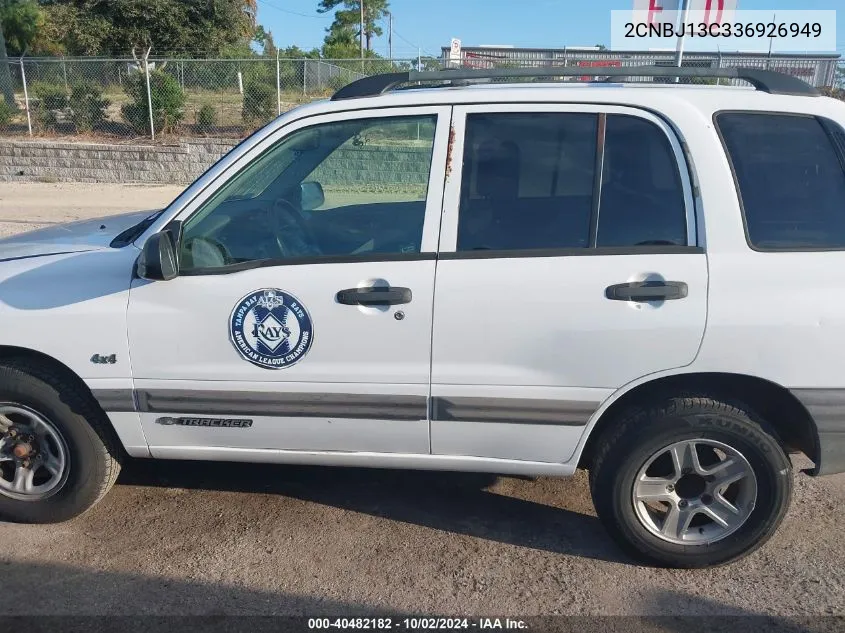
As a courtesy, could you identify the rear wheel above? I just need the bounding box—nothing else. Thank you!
[0,361,121,523]
[590,396,792,568]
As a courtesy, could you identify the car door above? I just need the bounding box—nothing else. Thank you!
[126,106,450,457]
[430,104,708,464]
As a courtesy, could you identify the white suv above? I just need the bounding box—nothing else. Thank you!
[0,66,843,569]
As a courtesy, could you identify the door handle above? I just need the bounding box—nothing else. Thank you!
[336,286,412,306]
[605,281,688,302]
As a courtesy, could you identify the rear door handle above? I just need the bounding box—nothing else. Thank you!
[605,281,688,302]
[336,286,412,306]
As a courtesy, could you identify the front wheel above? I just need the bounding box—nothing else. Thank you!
[0,362,121,523]
[590,396,792,568]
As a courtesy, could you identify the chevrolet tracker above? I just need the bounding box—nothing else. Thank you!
[0,66,843,568]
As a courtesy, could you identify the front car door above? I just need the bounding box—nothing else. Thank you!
[431,104,708,464]
[126,106,450,458]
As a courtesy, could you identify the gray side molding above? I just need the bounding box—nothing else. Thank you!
[431,397,598,426]
[136,390,428,421]
[91,389,136,413]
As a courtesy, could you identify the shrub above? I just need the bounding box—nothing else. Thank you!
[68,81,110,132]
[0,99,15,126]
[31,81,68,110]
[821,86,845,101]
[242,80,275,126]
[31,81,67,130]
[121,70,185,135]
[196,103,217,129]
[327,73,350,92]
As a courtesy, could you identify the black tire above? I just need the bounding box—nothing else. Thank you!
[589,396,792,568]
[0,360,121,523]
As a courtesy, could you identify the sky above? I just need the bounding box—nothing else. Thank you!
[256,0,844,59]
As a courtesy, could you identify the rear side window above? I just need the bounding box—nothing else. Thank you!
[456,113,597,251]
[455,112,689,253]
[717,113,845,250]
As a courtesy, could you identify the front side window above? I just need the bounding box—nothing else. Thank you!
[180,115,437,271]
[455,112,688,253]
[717,113,845,250]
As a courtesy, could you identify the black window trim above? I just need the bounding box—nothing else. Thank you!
[177,246,704,275]
[451,107,696,258]
[439,245,703,261]
[588,113,607,248]
[179,251,438,276]
[156,102,701,275]
[176,111,442,275]
[714,109,845,254]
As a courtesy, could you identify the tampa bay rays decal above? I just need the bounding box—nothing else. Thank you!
[229,289,313,369]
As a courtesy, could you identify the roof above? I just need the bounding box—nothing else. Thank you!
[289,82,845,124]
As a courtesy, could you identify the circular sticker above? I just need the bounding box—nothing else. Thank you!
[229,289,314,370]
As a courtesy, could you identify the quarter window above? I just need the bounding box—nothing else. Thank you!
[717,113,845,250]
[179,115,436,272]
[597,115,687,247]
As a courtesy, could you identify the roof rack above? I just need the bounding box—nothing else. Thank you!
[331,65,819,100]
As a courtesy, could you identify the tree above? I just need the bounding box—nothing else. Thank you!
[317,0,388,54]
[36,2,108,55]
[0,0,43,55]
[279,45,321,60]
[38,0,258,56]
[253,24,276,57]
[0,19,15,107]
[321,24,358,59]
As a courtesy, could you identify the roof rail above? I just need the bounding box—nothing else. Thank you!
[331,65,819,100]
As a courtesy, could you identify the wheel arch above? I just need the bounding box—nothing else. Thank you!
[0,345,128,457]
[576,371,819,474]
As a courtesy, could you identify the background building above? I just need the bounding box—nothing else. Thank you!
[440,45,841,88]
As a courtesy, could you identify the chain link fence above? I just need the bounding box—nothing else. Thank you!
[0,56,424,140]
[0,53,840,141]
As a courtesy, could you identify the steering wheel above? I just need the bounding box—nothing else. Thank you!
[271,198,322,258]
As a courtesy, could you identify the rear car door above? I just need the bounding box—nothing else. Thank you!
[431,104,707,463]
[126,107,450,456]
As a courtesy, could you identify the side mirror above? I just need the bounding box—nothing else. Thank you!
[301,181,325,212]
[137,229,178,281]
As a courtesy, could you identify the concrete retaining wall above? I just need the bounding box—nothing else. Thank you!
[311,146,432,186]
[0,138,433,186]
[0,138,238,184]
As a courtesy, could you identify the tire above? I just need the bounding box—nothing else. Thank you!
[0,360,121,523]
[589,396,792,568]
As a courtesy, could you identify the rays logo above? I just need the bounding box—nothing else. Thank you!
[229,289,313,369]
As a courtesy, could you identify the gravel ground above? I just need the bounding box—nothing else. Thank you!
[0,183,844,618]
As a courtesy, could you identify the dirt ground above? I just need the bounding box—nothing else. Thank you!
[0,182,184,238]
[0,183,844,619]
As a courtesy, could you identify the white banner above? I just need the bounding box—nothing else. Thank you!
[449,38,462,64]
